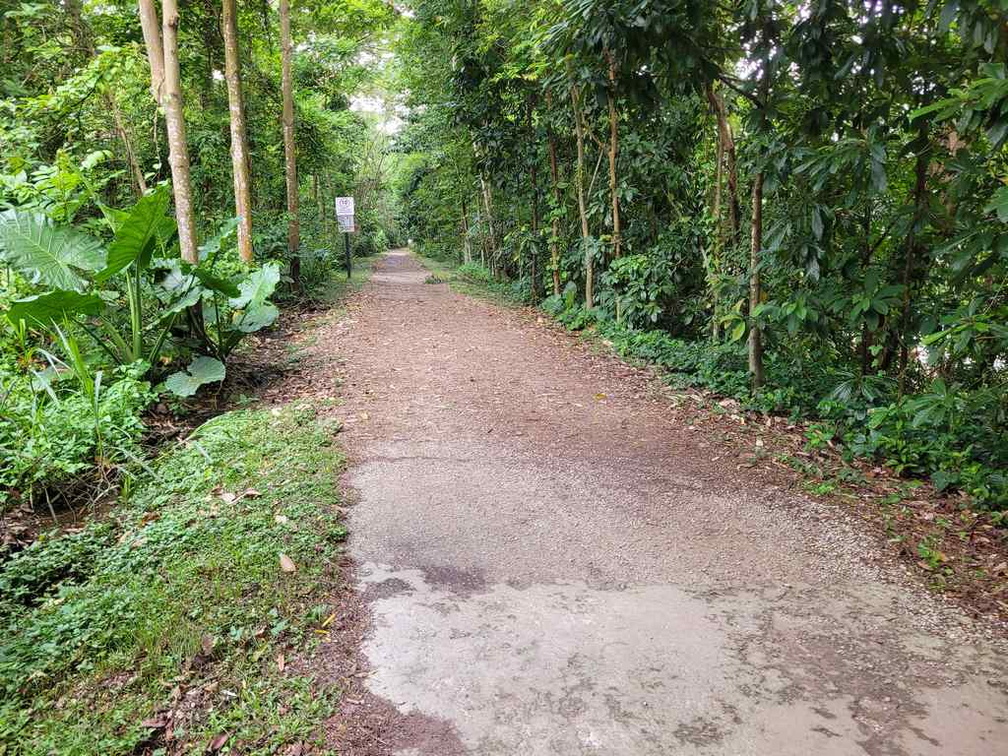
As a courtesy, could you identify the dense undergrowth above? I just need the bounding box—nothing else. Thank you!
[0,404,347,754]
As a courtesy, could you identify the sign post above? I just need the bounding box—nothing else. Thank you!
[335,196,355,279]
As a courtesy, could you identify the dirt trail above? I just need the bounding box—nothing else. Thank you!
[315,251,1007,755]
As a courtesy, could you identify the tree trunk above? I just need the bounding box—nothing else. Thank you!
[897,140,930,395]
[529,128,541,298]
[546,93,562,296]
[748,172,765,390]
[605,50,622,261]
[461,193,472,263]
[109,95,147,197]
[141,0,198,263]
[222,0,254,263]
[279,0,300,284]
[570,83,592,309]
[706,84,740,245]
[138,0,165,104]
[479,172,497,271]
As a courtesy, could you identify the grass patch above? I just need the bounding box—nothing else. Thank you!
[0,403,347,754]
[313,253,379,305]
[412,253,531,306]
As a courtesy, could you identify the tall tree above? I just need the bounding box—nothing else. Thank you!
[138,0,198,263]
[222,0,254,263]
[279,0,300,284]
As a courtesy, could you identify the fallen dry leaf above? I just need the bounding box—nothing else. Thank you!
[277,653,286,672]
[208,732,229,751]
[279,553,297,573]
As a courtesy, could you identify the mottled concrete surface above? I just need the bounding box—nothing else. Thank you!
[334,251,1007,755]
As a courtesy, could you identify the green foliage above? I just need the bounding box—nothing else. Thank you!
[396,0,1008,511]
[0,362,151,507]
[0,210,105,291]
[163,356,226,398]
[0,404,347,754]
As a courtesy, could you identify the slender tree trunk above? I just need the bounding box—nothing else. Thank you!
[605,50,622,261]
[897,141,930,395]
[571,83,592,309]
[140,0,198,263]
[109,95,147,197]
[529,123,541,298]
[461,193,472,263]
[138,0,165,104]
[222,0,254,263]
[279,0,300,284]
[748,172,765,390]
[706,85,740,245]
[546,93,562,296]
[479,172,497,271]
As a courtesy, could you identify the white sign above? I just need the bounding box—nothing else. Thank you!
[335,196,355,233]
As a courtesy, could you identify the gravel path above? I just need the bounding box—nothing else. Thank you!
[319,250,1007,755]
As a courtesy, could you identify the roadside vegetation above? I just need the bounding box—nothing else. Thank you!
[1,0,399,522]
[0,404,347,754]
[1,2,398,748]
[394,1,1007,520]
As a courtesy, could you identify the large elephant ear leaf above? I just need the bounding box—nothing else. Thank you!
[0,210,106,292]
[96,185,172,282]
[164,355,226,398]
[229,262,280,309]
[6,290,104,326]
[234,302,279,333]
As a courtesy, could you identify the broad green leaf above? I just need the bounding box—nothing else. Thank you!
[96,186,172,282]
[0,210,105,291]
[193,268,240,297]
[984,186,1008,223]
[229,262,280,309]
[235,302,279,333]
[6,290,104,326]
[164,355,226,398]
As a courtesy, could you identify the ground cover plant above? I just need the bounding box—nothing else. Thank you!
[0,403,347,754]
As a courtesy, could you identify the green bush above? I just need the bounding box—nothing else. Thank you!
[0,362,152,508]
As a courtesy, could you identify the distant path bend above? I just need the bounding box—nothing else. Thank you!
[327,250,1006,756]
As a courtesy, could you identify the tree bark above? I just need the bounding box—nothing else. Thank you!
[479,172,497,271]
[605,50,622,260]
[460,193,472,263]
[546,92,562,296]
[222,0,254,263]
[138,0,165,104]
[570,82,592,309]
[279,0,300,283]
[897,140,930,395]
[705,84,740,245]
[140,0,198,263]
[528,100,541,300]
[748,172,765,390]
[109,94,147,198]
